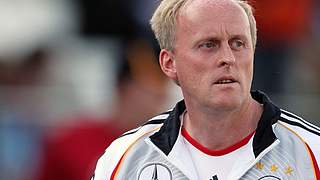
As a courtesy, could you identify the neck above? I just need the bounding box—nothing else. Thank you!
[183,98,263,150]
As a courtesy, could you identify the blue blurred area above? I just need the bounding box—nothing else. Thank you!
[0,0,319,180]
[0,111,43,180]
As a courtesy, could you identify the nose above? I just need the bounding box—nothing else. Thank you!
[217,43,235,67]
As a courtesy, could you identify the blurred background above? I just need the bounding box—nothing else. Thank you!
[0,0,319,179]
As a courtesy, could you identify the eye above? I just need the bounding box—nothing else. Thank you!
[230,39,245,50]
[199,40,219,50]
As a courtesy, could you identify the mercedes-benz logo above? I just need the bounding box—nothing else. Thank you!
[137,162,173,180]
[258,175,281,180]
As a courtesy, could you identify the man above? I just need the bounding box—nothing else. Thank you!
[92,0,320,179]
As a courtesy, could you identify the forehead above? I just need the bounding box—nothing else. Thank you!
[181,0,245,16]
[177,0,250,34]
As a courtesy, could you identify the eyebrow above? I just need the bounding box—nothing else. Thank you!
[229,34,249,41]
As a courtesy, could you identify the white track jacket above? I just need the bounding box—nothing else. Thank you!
[92,91,320,180]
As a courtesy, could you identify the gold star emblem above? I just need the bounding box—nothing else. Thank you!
[270,164,278,172]
[284,166,294,175]
[256,162,264,170]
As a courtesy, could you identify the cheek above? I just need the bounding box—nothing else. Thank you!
[245,60,254,75]
[241,56,254,82]
[176,62,198,83]
[176,54,203,75]
[175,56,208,88]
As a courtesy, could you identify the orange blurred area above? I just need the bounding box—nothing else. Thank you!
[249,0,313,43]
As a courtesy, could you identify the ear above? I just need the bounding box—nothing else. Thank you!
[159,49,178,82]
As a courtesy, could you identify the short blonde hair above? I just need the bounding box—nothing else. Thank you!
[150,0,257,51]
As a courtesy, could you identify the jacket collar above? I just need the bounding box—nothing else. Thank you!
[251,90,280,157]
[150,90,281,157]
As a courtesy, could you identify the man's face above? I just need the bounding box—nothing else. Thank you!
[164,0,254,112]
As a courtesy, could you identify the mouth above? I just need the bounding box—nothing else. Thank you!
[214,77,237,85]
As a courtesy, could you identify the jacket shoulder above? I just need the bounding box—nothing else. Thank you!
[91,112,170,179]
[277,109,320,161]
[278,109,320,138]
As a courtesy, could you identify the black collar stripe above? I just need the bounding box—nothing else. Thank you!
[143,119,166,126]
[280,110,320,132]
[159,110,172,115]
[279,117,320,136]
[119,112,170,138]
[120,119,167,138]
[119,128,141,138]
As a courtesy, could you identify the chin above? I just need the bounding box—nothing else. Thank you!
[209,94,244,111]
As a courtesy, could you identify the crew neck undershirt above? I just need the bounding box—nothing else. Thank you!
[180,112,255,180]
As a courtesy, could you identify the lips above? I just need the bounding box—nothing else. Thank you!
[214,76,237,84]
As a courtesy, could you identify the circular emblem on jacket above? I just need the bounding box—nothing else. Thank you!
[258,175,281,180]
[137,162,173,180]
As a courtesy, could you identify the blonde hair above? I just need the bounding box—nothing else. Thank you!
[150,0,257,51]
